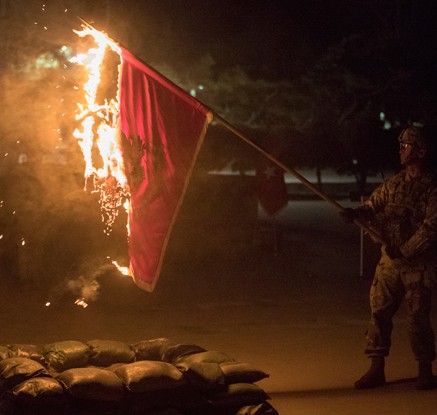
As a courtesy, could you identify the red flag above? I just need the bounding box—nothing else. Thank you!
[256,157,288,216]
[119,47,211,292]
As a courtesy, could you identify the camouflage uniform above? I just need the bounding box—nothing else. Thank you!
[356,170,437,362]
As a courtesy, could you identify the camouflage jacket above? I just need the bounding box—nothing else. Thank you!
[356,170,437,260]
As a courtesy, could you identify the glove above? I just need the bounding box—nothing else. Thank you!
[385,245,403,260]
[339,208,356,224]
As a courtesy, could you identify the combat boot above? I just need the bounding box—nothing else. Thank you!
[355,357,386,389]
[416,362,434,390]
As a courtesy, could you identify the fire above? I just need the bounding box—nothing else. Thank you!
[48,23,135,309]
[112,260,130,276]
[71,26,129,235]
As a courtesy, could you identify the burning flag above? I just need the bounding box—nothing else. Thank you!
[72,26,211,293]
[118,48,211,291]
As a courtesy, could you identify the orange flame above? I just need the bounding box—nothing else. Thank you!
[112,260,130,276]
[71,26,129,235]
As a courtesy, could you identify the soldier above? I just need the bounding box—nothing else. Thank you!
[340,125,437,390]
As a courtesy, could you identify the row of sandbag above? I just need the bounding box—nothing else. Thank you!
[0,338,277,415]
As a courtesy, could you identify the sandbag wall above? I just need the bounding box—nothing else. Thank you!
[0,338,278,415]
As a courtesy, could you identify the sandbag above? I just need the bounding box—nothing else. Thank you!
[207,383,271,408]
[176,361,225,390]
[0,346,13,361]
[220,362,269,384]
[87,339,135,367]
[0,357,50,392]
[236,402,279,415]
[127,386,208,412]
[57,367,126,402]
[126,397,184,415]
[42,340,90,371]
[130,338,171,361]
[115,360,186,393]
[6,344,45,366]
[8,377,65,406]
[177,350,236,365]
[160,342,207,363]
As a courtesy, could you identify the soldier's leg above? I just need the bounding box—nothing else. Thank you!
[365,258,403,357]
[355,257,403,389]
[403,265,436,389]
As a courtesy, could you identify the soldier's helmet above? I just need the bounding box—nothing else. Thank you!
[398,126,428,149]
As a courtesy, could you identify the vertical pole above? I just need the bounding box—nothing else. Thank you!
[359,194,364,277]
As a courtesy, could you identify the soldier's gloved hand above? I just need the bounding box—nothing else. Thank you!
[385,245,403,260]
[339,208,356,223]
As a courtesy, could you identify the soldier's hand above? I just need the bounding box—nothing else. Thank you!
[339,208,356,224]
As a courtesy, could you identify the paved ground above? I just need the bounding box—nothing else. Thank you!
[1,198,437,414]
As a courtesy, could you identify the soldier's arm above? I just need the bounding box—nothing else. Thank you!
[400,185,437,258]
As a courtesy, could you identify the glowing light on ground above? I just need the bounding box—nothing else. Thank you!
[112,260,130,276]
[74,298,89,308]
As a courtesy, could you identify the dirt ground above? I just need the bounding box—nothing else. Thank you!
[1,199,437,414]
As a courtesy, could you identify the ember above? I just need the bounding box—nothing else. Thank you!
[74,298,89,308]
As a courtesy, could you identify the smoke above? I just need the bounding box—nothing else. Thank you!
[46,262,115,307]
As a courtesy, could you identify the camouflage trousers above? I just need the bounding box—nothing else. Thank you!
[365,250,436,362]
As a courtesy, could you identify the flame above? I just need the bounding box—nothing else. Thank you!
[112,260,130,276]
[71,26,129,234]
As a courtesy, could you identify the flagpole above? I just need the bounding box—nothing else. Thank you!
[74,17,384,245]
[213,113,385,245]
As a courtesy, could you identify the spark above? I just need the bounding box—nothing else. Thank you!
[75,298,88,308]
[45,302,51,307]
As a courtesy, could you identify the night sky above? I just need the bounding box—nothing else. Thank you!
[109,0,365,77]
[102,0,437,78]
[15,0,436,84]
